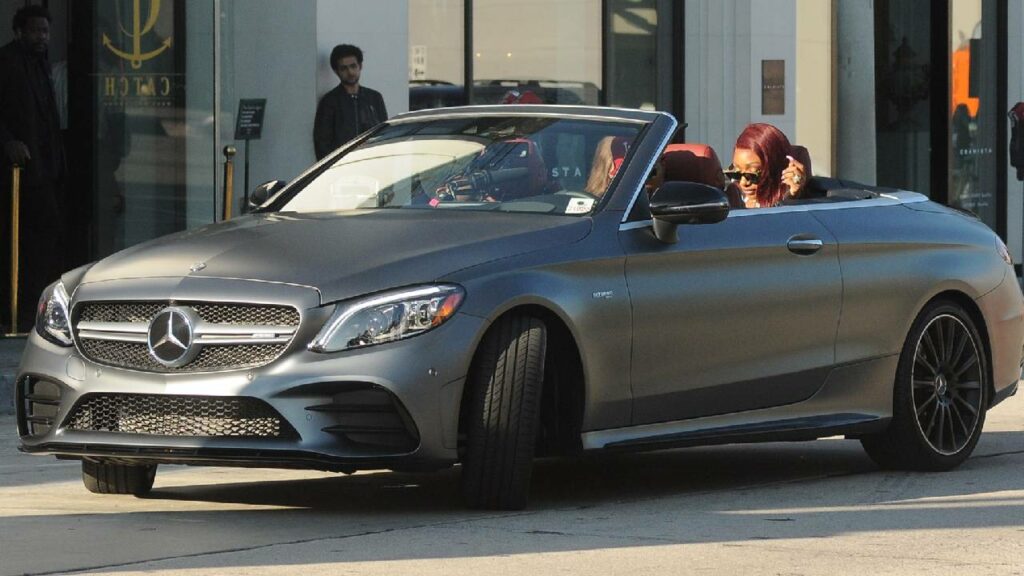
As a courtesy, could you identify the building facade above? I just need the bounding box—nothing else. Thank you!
[1,0,1023,296]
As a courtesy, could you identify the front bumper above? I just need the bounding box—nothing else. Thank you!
[975,269,1024,408]
[16,309,486,472]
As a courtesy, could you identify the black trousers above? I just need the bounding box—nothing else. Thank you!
[0,174,65,333]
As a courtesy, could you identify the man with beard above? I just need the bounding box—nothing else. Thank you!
[0,5,66,332]
[313,44,388,160]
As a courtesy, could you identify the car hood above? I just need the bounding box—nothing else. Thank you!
[80,210,592,304]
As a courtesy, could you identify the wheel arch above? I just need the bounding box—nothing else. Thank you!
[920,290,995,408]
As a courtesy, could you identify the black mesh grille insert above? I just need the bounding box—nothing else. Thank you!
[75,301,299,373]
[64,393,297,438]
[79,339,287,373]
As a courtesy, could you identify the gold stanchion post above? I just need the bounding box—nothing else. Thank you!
[7,164,21,336]
[222,145,236,221]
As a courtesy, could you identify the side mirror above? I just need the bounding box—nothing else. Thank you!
[248,180,286,212]
[649,182,730,244]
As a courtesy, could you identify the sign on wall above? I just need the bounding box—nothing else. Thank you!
[762,60,785,115]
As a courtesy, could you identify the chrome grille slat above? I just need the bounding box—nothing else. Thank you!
[74,302,300,373]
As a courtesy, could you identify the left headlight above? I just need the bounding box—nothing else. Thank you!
[309,284,465,353]
[35,281,73,346]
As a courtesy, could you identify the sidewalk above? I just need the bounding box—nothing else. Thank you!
[0,336,24,415]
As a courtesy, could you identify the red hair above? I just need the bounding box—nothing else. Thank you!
[734,123,793,208]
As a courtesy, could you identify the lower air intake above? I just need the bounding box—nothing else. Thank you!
[64,393,297,439]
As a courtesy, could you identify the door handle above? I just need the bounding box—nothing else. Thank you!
[787,236,823,255]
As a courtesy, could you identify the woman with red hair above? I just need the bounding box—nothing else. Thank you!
[726,123,808,208]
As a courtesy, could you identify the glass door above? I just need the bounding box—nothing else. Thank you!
[949,0,1000,231]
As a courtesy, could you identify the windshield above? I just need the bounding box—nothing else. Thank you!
[280,116,644,216]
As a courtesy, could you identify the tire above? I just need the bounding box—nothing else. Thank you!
[460,314,547,510]
[861,300,988,471]
[82,460,157,495]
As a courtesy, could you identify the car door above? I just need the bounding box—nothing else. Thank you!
[621,207,843,425]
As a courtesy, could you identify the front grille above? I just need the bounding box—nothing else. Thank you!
[74,301,300,373]
[64,393,297,438]
[79,340,287,372]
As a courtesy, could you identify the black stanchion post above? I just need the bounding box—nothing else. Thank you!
[222,145,236,221]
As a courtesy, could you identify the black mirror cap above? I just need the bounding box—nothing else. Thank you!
[650,181,730,225]
[249,180,287,211]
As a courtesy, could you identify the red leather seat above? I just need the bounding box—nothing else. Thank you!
[660,143,726,188]
[659,143,742,207]
[789,144,813,177]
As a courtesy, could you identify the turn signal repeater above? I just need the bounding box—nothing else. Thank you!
[309,285,465,353]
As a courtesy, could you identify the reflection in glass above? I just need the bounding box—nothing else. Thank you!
[873,0,933,194]
[471,0,601,105]
[281,117,641,214]
[605,0,659,110]
[948,0,998,229]
[408,0,465,110]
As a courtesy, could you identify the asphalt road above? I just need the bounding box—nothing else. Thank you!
[1,394,1022,576]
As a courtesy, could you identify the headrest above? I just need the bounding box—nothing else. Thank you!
[500,89,543,104]
[608,136,629,178]
[661,143,725,189]
[789,145,813,177]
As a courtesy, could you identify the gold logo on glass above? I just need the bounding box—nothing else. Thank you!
[102,0,172,69]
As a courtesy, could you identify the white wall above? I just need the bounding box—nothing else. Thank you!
[795,0,832,176]
[684,0,752,160]
[219,0,318,210]
[747,0,797,139]
[685,0,808,164]
[835,0,877,184]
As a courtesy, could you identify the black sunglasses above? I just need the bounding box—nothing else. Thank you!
[723,167,761,185]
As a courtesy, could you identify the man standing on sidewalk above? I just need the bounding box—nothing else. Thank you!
[0,5,66,333]
[313,44,388,160]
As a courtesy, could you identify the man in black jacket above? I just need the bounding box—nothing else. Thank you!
[314,44,388,160]
[0,5,65,332]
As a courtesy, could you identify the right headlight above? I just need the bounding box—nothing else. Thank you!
[308,284,464,353]
[35,280,73,347]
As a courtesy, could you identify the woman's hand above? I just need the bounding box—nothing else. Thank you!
[782,155,807,197]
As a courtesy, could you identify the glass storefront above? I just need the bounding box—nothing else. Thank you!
[408,0,672,111]
[949,0,1000,231]
[66,0,216,262]
[1,0,1017,333]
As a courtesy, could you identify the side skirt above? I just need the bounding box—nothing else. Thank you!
[598,413,889,452]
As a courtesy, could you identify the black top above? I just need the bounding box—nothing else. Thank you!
[0,40,64,186]
[313,84,388,160]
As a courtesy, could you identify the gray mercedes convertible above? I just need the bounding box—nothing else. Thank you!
[17,106,1024,510]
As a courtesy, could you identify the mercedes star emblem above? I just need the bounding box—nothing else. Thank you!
[147,306,201,368]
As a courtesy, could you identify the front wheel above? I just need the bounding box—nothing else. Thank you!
[460,314,547,510]
[861,300,988,471]
[82,460,157,495]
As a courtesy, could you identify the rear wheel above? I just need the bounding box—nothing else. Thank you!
[81,460,157,495]
[861,300,988,470]
[460,314,547,510]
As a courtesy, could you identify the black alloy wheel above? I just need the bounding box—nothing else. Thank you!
[861,300,988,471]
[911,313,985,455]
